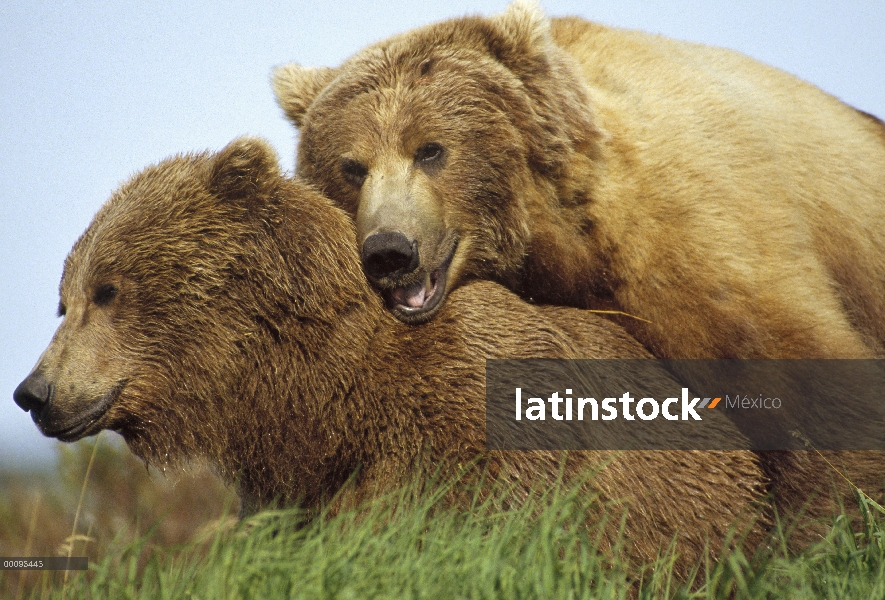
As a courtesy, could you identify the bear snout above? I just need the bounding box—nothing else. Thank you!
[13,371,51,415]
[361,231,419,280]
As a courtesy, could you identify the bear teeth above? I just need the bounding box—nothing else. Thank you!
[392,272,436,309]
[392,280,427,308]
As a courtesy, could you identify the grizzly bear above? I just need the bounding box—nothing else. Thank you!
[13,137,769,573]
[272,1,885,361]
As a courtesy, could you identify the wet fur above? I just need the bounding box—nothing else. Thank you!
[19,138,772,575]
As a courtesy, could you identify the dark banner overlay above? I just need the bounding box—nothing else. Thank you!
[485,360,885,450]
[1,557,88,570]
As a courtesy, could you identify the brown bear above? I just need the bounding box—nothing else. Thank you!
[13,137,767,574]
[272,1,885,361]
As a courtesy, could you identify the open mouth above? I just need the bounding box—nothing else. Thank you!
[39,382,125,442]
[384,238,458,323]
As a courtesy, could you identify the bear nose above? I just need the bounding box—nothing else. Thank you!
[361,231,420,280]
[13,372,51,414]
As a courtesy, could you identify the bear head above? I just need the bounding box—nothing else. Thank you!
[273,1,601,323]
[13,138,378,497]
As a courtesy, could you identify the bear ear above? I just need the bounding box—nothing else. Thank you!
[487,0,553,68]
[272,64,338,128]
[209,137,281,204]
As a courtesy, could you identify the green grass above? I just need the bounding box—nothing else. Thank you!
[8,471,885,599]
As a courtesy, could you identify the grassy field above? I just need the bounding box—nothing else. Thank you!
[2,435,885,599]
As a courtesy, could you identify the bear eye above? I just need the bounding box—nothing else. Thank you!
[340,158,368,188]
[93,284,118,306]
[414,142,444,164]
[57,302,66,318]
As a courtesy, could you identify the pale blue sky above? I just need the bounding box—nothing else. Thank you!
[2,1,883,468]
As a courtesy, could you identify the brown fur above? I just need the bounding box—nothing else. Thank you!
[14,137,771,574]
[273,1,885,361]
[272,3,885,540]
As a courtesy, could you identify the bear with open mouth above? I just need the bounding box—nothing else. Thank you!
[273,1,885,361]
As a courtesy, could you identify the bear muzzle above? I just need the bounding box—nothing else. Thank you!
[361,230,420,280]
[13,372,124,442]
[362,232,459,324]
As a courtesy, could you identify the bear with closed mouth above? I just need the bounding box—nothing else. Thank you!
[13,137,775,574]
[273,1,885,361]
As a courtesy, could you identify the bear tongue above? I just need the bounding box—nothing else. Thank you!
[391,280,427,308]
